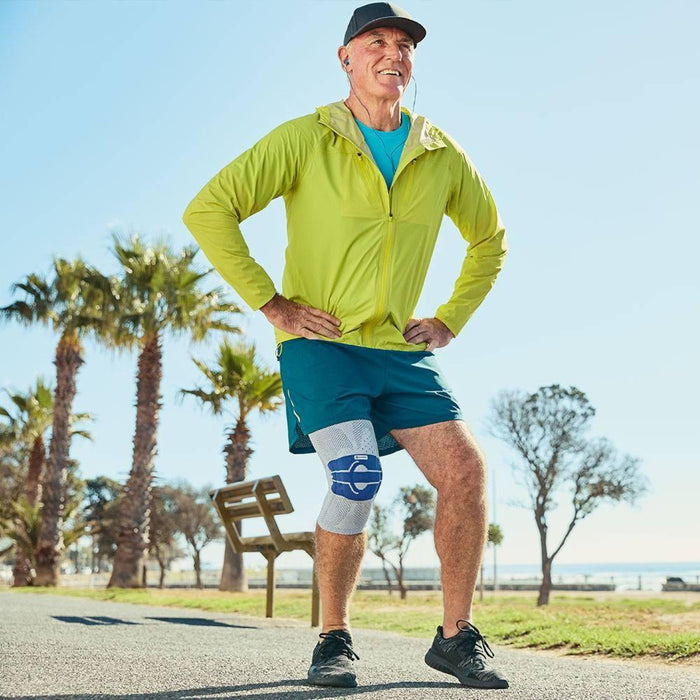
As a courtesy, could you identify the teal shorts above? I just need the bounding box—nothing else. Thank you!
[276,338,464,457]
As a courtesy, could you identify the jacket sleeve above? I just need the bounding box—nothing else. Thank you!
[433,148,507,337]
[182,119,308,311]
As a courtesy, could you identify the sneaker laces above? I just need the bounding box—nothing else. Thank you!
[318,631,360,661]
[455,619,495,660]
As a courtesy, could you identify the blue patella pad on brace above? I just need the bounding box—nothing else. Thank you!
[327,453,382,501]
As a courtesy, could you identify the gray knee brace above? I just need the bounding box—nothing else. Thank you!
[308,419,382,535]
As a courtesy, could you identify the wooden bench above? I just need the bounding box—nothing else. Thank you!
[209,475,319,626]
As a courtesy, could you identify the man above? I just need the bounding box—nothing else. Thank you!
[182,1,508,691]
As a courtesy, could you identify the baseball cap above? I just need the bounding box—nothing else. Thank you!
[343,2,427,47]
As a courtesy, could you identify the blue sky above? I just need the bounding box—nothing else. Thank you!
[1,0,698,572]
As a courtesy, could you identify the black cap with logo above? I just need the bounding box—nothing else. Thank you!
[343,2,427,47]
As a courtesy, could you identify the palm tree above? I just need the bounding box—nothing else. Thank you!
[0,379,92,585]
[104,234,241,588]
[1,259,109,585]
[0,379,53,503]
[0,378,52,585]
[0,496,86,583]
[0,431,24,555]
[180,339,283,591]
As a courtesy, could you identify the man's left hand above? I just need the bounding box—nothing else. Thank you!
[403,317,454,351]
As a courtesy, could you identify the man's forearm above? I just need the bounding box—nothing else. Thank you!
[433,242,507,338]
[182,199,277,312]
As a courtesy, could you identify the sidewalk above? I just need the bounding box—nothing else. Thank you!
[1,592,698,699]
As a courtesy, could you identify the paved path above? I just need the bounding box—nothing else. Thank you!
[1,592,699,699]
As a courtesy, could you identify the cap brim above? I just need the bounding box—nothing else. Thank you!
[347,17,426,46]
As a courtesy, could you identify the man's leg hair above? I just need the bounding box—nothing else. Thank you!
[310,418,382,535]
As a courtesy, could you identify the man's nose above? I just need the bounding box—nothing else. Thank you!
[385,42,404,62]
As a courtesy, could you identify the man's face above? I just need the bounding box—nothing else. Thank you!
[342,26,415,101]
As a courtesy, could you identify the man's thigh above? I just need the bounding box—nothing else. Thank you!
[390,419,486,489]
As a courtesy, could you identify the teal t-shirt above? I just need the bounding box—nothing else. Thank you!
[353,112,410,190]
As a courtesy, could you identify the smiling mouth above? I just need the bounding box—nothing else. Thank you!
[377,70,402,77]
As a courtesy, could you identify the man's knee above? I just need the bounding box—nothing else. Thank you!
[308,418,382,536]
[437,447,487,498]
[318,452,383,535]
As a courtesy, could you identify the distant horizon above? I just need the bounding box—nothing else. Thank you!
[233,559,700,572]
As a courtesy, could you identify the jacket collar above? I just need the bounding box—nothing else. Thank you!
[316,100,446,160]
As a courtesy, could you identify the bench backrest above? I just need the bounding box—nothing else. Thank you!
[209,475,293,551]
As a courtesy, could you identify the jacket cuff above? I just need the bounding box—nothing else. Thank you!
[433,309,461,339]
[248,285,279,312]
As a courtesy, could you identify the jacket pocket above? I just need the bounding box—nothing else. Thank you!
[341,152,384,218]
[399,159,418,212]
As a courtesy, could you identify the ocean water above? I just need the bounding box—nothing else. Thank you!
[361,561,700,591]
[119,560,699,592]
[482,561,700,591]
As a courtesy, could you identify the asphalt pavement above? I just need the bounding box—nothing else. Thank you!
[1,591,699,699]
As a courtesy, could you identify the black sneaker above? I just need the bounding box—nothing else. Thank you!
[425,619,509,689]
[307,628,359,688]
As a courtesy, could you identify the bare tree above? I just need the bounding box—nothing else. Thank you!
[487,384,647,606]
[367,485,435,599]
[149,484,184,588]
[367,504,398,594]
[488,523,504,592]
[82,477,122,573]
[172,484,222,588]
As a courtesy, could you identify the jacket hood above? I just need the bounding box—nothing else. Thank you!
[316,100,446,161]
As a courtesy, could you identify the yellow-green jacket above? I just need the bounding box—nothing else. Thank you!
[182,100,507,352]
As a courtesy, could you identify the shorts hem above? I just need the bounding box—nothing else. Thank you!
[287,412,371,455]
[382,412,464,434]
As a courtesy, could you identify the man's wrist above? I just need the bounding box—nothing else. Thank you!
[434,316,455,339]
[259,292,281,315]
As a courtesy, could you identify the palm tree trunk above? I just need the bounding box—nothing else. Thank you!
[35,333,83,586]
[219,418,252,592]
[12,435,46,587]
[108,332,162,588]
[26,435,45,506]
[11,549,33,588]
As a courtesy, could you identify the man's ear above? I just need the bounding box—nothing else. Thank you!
[338,45,350,71]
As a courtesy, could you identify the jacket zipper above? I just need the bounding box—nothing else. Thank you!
[360,155,420,345]
[361,159,419,344]
[362,212,395,344]
[324,123,424,345]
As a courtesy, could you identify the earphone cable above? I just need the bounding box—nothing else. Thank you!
[344,70,418,168]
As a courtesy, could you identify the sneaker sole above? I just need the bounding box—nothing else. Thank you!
[307,671,358,688]
[425,649,509,689]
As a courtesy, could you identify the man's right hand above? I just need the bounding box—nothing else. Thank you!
[260,293,342,340]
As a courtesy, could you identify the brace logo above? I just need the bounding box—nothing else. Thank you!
[327,453,382,501]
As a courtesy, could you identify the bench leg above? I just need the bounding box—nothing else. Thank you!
[266,554,276,618]
[311,553,320,628]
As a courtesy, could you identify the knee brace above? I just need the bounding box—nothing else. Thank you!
[308,419,383,535]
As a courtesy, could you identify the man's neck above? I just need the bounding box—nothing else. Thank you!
[343,95,403,132]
